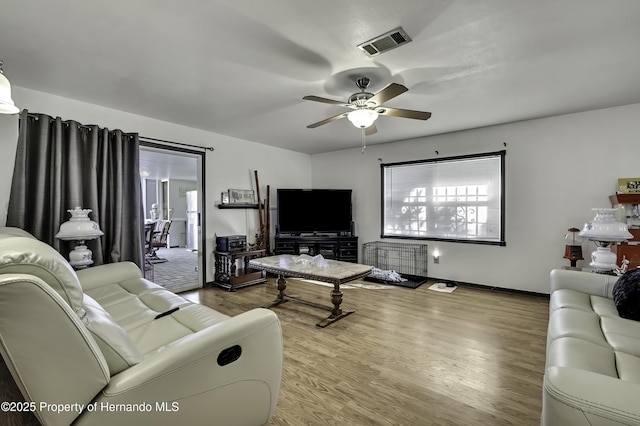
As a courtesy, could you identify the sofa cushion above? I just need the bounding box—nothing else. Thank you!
[82,294,143,375]
[590,295,620,318]
[546,336,618,378]
[547,308,610,348]
[0,227,36,239]
[615,352,640,384]
[601,316,640,356]
[0,237,85,315]
[612,268,640,320]
[550,289,593,313]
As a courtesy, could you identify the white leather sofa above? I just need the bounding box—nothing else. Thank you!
[0,227,283,426]
[543,268,640,425]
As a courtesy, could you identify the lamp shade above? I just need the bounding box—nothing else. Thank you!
[347,109,378,128]
[579,208,632,273]
[55,207,104,240]
[578,208,633,242]
[0,66,19,115]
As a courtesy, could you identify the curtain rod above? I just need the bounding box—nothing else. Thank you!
[26,112,97,130]
[140,136,214,152]
[24,113,214,152]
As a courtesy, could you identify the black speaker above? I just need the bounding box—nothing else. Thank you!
[216,235,247,252]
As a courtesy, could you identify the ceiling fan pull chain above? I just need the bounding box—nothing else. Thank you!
[361,128,367,154]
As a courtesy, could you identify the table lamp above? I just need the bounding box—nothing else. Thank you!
[563,227,583,269]
[55,207,104,269]
[579,208,632,273]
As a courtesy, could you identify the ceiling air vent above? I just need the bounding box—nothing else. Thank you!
[357,27,412,57]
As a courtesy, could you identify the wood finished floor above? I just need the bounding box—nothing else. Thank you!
[0,278,549,426]
[186,278,550,426]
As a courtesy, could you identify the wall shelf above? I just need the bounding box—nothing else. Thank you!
[217,203,261,209]
[610,193,640,269]
[610,193,640,205]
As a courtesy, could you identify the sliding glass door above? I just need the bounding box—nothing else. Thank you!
[139,143,206,292]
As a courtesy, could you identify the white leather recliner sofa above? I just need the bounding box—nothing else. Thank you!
[543,268,640,425]
[0,227,283,426]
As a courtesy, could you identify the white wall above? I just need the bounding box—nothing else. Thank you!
[0,86,312,282]
[165,179,197,220]
[4,85,639,293]
[311,103,640,294]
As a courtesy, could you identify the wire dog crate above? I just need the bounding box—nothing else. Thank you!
[362,241,428,287]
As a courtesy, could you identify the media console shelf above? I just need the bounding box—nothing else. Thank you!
[274,235,358,263]
[609,193,640,269]
[213,249,267,291]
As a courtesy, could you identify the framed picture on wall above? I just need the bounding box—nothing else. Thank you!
[618,178,640,194]
[228,189,255,204]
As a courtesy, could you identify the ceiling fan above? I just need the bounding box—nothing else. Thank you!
[303,77,431,136]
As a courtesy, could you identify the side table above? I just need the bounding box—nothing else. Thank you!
[214,249,267,291]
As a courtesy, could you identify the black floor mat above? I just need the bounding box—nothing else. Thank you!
[363,274,427,289]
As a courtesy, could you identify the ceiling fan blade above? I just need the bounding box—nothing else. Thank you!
[368,83,408,106]
[378,107,432,120]
[303,95,351,107]
[307,112,349,128]
[365,123,377,136]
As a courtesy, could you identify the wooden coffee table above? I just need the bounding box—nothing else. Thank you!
[249,255,372,327]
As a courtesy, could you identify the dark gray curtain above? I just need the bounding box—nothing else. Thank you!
[7,110,144,268]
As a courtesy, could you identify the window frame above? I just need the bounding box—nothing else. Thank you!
[380,150,506,246]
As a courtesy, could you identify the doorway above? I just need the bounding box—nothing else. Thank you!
[139,143,206,293]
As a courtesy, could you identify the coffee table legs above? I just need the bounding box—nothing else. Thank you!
[275,276,287,302]
[330,284,344,316]
[317,284,354,327]
[316,284,354,327]
[262,275,287,308]
[262,275,354,328]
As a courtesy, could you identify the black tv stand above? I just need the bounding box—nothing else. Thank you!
[274,235,358,263]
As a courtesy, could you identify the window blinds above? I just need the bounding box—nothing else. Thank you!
[381,151,505,245]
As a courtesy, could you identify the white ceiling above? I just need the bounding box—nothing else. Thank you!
[1,1,640,155]
[139,147,199,182]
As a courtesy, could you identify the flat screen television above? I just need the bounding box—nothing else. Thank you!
[276,189,353,236]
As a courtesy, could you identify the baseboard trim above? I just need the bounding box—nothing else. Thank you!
[427,276,549,299]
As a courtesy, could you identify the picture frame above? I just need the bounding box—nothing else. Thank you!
[221,192,230,204]
[228,189,255,204]
[618,178,640,194]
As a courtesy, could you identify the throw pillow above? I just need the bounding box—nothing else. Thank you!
[612,268,640,320]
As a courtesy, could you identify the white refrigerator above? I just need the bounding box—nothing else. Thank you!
[186,190,199,251]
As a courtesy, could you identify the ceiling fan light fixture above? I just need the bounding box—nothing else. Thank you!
[304,77,430,133]
[0,60,19,115]
[347,109,378,129]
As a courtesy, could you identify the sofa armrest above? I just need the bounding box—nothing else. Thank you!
[81,308,282,425]
[103,308,282,393]
[550,269,618,298]
[76,262,143,291]
[0,275,110,426]
[544,366,640,425]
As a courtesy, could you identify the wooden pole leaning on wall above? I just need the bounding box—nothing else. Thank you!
[254,170,263,229]
[265,184,271,254]
[253,170,268,250]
